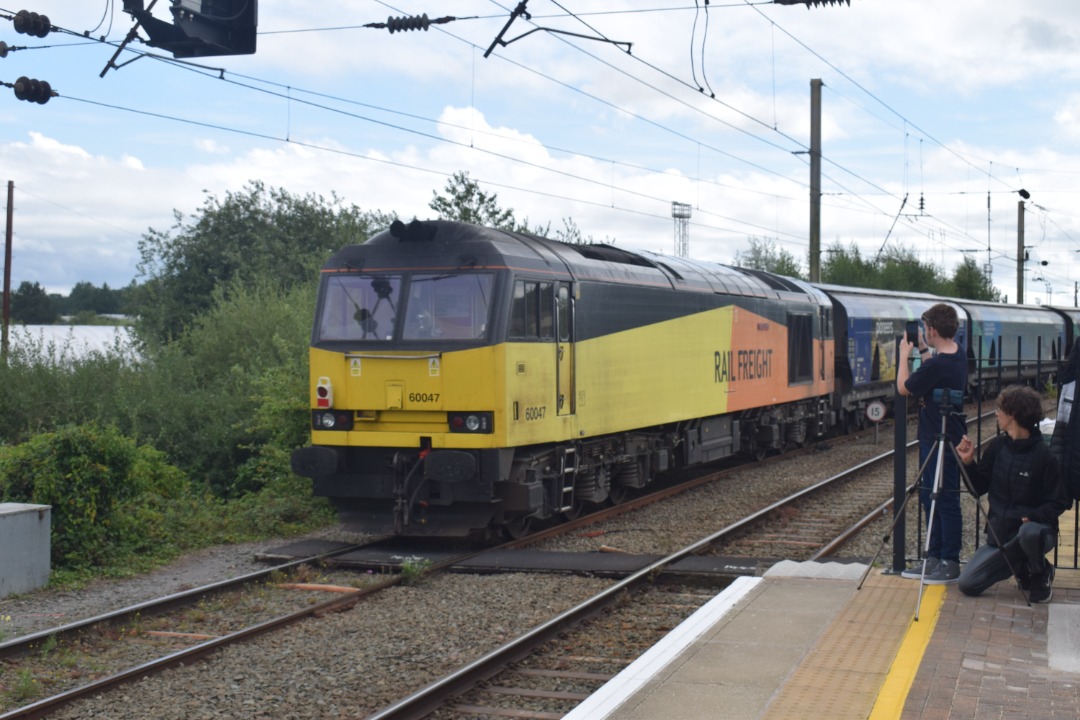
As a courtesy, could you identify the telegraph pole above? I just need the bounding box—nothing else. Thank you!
[1016,198,1025,305]
[809,79,822,282]
[3,180,12,359]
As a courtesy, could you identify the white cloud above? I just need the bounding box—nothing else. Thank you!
[4,0,1080,303]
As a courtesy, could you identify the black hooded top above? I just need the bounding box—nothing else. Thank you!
[1050,337,1080,500]
[967,431,1069,547]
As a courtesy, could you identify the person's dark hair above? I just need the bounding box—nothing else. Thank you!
[997,384,1044,431]
[921,303,959,340]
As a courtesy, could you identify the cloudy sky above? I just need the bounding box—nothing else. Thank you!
[3,1,1080,304]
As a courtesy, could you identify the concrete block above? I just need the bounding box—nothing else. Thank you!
[0,503,51,598]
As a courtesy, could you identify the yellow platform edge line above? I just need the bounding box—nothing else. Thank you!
[867,584,946,720]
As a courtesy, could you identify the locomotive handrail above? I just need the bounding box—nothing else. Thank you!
[344,352,442,360]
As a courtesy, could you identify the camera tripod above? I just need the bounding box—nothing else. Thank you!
[858,398,1031,618]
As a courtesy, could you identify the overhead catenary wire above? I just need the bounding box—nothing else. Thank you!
[488,1,1007,261]
[6,2,1074,290]
[87,0,1021,258]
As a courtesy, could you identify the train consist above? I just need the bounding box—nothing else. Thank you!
[291,219,1080,537]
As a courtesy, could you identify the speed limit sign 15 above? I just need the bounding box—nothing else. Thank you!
[865,400,887,424]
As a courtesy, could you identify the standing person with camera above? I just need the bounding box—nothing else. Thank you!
[955,384,1068,602]
[897,303,968,583]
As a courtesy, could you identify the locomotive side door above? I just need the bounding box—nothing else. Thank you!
[556,282,575,416]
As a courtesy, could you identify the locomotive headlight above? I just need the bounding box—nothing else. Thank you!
[447,411,493,433]
[311,411,354,431]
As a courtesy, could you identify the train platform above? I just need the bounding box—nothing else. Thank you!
[563,560,1080,720]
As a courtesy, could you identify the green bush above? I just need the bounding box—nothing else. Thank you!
[0,274,334,581]
[0,424,187,570]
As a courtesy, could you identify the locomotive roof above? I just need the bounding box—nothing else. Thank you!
[326,219,825,304]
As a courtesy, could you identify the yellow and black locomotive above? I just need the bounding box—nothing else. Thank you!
[291,219,839,536]
[291,219,1074,537]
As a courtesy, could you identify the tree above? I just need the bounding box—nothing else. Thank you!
[876,246,949,294]
[131,181,395,343]
[429,171,523,230]
[551,217,612,245]
[554,217,583,244]
[11,281,58,324]
[949,255,1000,302]
[821,241,878,287]
[735,236,804,278]
[64,281,124,316]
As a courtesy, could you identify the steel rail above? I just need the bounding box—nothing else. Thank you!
[364,447,907,719]
[0,542,371,661]
[0,581,386,720]
[3,411,993,718]
[365,410,997,719]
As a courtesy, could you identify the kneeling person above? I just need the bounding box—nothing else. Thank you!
[956,385,1069,602]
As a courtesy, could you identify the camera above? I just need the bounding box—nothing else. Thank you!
[932,388,964,410]
[905,320,921,344]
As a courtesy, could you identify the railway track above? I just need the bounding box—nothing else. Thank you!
[0,411,995,718]
[431,583,718,720]
[363,410,1001,720]
[0,543,386,719]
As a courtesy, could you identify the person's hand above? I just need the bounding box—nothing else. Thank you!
[956,435,975,464]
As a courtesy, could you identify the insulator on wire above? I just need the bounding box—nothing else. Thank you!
[13,9,51,38]
[387,14,431,33]
[0,42,9,59]
[365,14,456,34]
[774,0,849,6]
[13,76,52,104]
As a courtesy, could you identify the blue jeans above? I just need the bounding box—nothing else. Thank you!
[918,440,962,563]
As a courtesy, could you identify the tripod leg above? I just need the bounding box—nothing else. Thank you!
[915,437,947,620]
[857,410,941,592]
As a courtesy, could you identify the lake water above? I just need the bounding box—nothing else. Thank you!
[4,325,136,359]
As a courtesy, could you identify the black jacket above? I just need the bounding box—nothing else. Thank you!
[1050,337,1080,500]
[965,432,1069,547]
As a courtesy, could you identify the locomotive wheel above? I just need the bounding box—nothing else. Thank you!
[750,441,768,462]
[560,500,586,521]
[503,515,533,540]
[784,422,806,452]
[609,482,633,505]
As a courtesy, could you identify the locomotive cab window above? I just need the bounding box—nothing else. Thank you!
[403,273,493,340]
[509,280,555,340]
[316,274,402,342]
